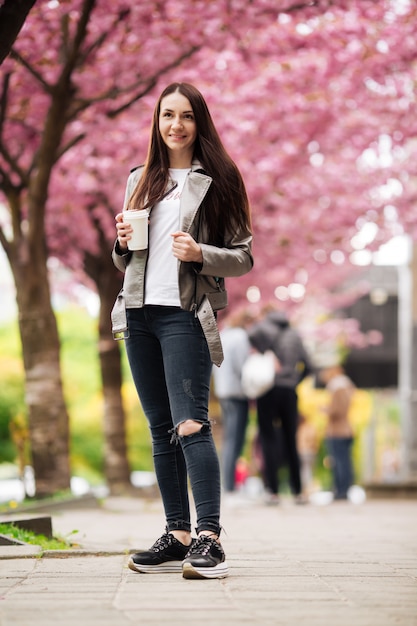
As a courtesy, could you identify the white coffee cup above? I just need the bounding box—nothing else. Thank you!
[123,210,149,250]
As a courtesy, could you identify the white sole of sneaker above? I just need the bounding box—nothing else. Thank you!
[182,561,229,579]
[128,558,183,574]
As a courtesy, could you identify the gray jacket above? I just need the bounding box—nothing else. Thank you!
[212,326,251,399]
[111,161,253,366]
[248,311,312,388]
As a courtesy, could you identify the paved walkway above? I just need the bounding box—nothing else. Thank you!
[0,495,416,625]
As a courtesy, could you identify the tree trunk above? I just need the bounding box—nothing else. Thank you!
[99,271,131,493]
[85,238,131,494]
[0,0,99,498]
[10,239,71,497]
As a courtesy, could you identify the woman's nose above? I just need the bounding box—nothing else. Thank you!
[172,117,183,128]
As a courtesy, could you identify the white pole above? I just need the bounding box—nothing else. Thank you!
[397,236,414,481]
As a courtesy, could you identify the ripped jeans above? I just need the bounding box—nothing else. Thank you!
[125,306,221,536]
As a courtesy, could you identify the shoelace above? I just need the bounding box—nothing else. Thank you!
[151,533,173,552]
[188,535,217,556]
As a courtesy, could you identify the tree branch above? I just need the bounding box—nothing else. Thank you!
[0,170,24,249]
[0,71,10,138]
[8,0,97,93]
[29,0,98,238]
[0,0,37,65]
[78,8,131,66]
[55,133,86,162]
[106,45,201,118]
[9,49,53,92]
[0,143,30,187]
[63,0,97,75]
[0,223,10,257]
[282,0,319,12]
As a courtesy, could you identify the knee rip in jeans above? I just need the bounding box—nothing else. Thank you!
[169,420,211,444]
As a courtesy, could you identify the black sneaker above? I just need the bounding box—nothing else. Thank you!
[128,532,192,574]
[182,535,229,579]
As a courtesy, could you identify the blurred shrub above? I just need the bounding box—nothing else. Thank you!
[0,306,153,482]
[0,321,26,464]
[57,307,104,481]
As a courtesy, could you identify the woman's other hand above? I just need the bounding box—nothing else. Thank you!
[171,231,203,263]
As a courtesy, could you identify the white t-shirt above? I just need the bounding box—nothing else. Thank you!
[144,168,190,306]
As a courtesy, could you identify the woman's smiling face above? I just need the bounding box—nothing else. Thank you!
[159,91,197,166]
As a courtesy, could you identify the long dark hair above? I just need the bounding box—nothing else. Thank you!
[128,82,251,244]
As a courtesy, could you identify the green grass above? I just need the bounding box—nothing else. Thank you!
[0,522,79,550]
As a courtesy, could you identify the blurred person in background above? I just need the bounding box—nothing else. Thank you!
[212,309,254,496]
[248,309,312,504]
[321,364,355,500]
[296,413,319,497]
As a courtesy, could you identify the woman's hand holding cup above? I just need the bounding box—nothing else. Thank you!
[115,212,132,251]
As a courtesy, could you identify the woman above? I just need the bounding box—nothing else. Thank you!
[321,365,355,500]
[111,82,253,579]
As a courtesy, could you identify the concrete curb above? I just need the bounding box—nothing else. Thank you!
[0,547,138,559]
[0,544,42,558]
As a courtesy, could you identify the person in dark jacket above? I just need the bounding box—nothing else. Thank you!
[248,309,312,504]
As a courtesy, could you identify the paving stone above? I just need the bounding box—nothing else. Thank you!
[0,497,415,625]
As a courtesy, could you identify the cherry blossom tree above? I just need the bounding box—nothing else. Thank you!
[1,0,416,494]
[0,0,208,495]
[57,1,417,334]
[51,0,417,481]
[0,0,322,495]
[195,1,417,312]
